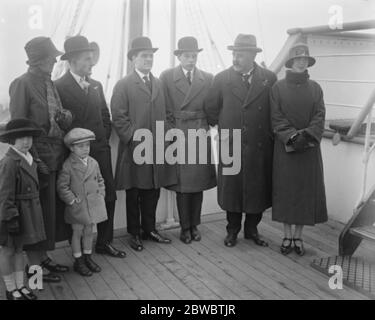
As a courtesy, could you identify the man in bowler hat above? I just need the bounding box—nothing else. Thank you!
[55,35,126,258]
[160,37,216,244]
[111,37,177,251]
[205,34,277,247]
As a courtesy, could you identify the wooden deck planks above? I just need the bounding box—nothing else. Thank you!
[0,213,373,300]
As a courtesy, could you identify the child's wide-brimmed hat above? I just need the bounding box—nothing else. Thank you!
[285,43,316,68]
[0,118,43,143]
[64,128,96,147]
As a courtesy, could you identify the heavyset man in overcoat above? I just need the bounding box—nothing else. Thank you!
[205,34,277,247]
[160,37,216,244]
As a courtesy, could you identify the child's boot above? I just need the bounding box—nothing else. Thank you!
[73,256,92,277]
[84,254,101,273]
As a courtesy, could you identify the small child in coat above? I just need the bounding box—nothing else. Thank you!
[0,118,45,300]
[57,128,107,277]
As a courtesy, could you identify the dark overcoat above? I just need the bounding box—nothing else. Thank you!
[57,154,107,225]
[9,69,70,249]
[110,71,177,190]
[54,72,116,202]
[270,72,328,225]
[159,66,216,193]
[0,148,46,247]
[204,64,277,214]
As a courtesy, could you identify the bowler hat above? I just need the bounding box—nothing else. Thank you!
[64,128,96,147]
[0,118,43,143]
[174,36,203,56]
[227,34,262,52]
[61,35,94,61]
[25,37,63,66]
[285,43,315,68]
[127,37,158,60]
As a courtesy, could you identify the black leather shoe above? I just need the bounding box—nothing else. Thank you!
[143,231,171,244]
[280,238,293,255]
[180,229,192,244]
[6,289,25,300]
[18,286,38,300]
[129,235,144,251]
[191,226,201,241]
[96,243,126,258]
[25,265,61,283]
[41,257,69,273]
[293,238,305,256]
[245,233,269,247]
[84,254,101,273]
[224,233,237,247]
[73,256,92,277]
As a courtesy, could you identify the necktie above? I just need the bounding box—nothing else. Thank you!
[242,73,251,90]
[80,77,90,94]
[143,75,152,93]
[186,71,192,86]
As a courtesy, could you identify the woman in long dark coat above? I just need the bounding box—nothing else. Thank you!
[270,43,328,256]
[9,37,72,282]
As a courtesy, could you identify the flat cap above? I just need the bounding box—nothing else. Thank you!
[64,128,95,147]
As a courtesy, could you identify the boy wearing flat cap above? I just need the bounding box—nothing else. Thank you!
[57,128,107,277]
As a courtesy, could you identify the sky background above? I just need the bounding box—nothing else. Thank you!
[0,0,374,110]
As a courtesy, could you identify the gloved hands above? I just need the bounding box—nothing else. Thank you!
[55,109,73,132]
[5,217,20,236]
[35,159,50,175]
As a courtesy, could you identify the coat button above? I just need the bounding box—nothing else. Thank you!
[27,187,31,192]
[258,106,262,111]
[258,142,263,147]
[258,125,262,129]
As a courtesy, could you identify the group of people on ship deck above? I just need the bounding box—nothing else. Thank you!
[0,33,327,300]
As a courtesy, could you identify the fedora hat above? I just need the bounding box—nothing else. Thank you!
[285,43,315,68]
[25,37,63,66]
[227,34,262,52]
[0,118,43,143]
[64,128,96,147]
[127,37,158,60]
[61,35,94,61]
[174,36,203,56]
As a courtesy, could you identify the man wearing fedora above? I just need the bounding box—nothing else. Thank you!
[55,35,126,258]
[160,36,216,244]
[111,36,177,251]
[205,34,277,247]
[9,37,72,283]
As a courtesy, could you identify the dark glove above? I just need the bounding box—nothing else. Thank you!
[36,159,50,175]
[5,217,20,236]
[55,109,73,132]
[292,133,309,152]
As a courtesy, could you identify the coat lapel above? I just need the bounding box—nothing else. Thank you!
[244,64,267,107]
[150,73,160,102]
[70,154,88,178]
[83,157,96,180]
[181,68,205,109]
[228,67,247,103]
[61,72,89,106]
[7,149,39,186]
[132,71,151,97]
[173,66,190,98]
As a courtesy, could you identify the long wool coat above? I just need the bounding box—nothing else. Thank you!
[270,71,328,225]
[55,72,117,203]
[9,68,70,249]
[110,71,177,190]
[159,66,217,193]
[0,148,46,247]
[204,64,277,214]
[57,154,107,225]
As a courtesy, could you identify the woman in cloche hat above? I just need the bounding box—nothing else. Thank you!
[271,43,328,256]
[0,118,45,300]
